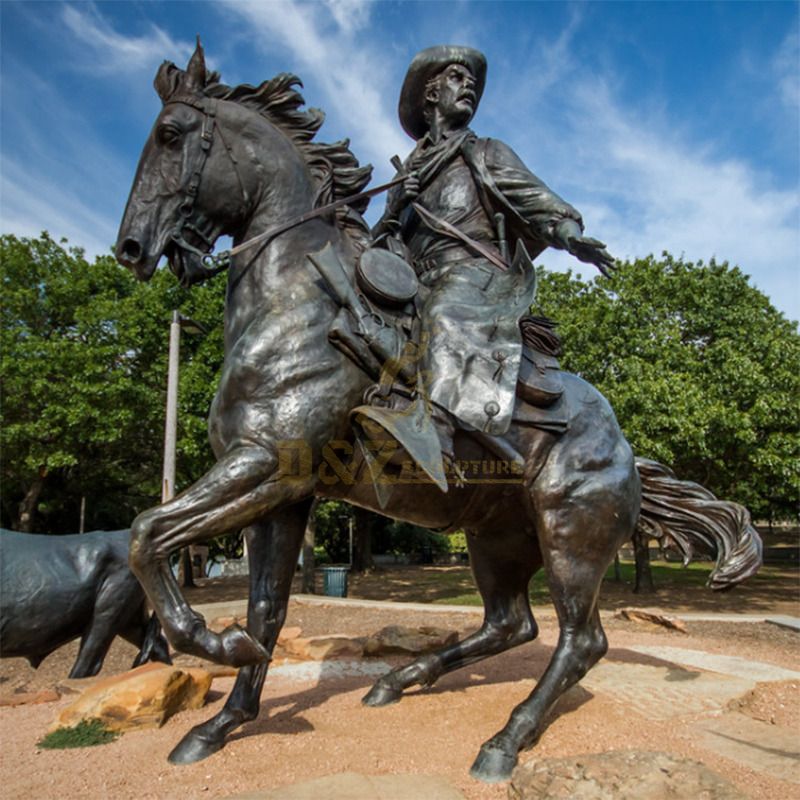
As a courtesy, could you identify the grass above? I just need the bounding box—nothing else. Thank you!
[427,559,717,607]
[38,719,119,749]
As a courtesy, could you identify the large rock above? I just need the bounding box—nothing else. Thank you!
[280,635,364,661]
[0,688,60,707]
[614,608,688,632]
[509,750,746,799]
[363,625,459,657]
[52,662,212,733]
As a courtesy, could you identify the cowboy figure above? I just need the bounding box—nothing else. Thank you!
[354,45,614,488]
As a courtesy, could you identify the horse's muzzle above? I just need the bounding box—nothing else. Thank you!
[116,236,158,280]
[117,237,143,266]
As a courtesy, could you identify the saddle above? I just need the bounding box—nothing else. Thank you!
[308,243,568,432]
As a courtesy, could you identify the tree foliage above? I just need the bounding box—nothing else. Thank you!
[2,235,796,536]
[536,253,800,520]
[1,233,226,532]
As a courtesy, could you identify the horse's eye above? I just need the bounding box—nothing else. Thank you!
[158,125,181,145]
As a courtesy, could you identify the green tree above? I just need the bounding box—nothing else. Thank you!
[536,253,800,520]
[1,233,226,532]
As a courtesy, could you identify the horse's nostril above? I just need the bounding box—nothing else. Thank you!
[120,238,143,264]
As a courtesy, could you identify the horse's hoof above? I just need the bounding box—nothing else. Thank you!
[168,726,225,765]
[362,681,402,707]
[219,624,269,667]
[469,743,518,783]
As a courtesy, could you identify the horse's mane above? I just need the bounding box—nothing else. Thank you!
[157,62,373,240]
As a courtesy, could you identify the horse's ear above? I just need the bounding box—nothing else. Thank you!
[154,61,177,104]
[185,37,207,91]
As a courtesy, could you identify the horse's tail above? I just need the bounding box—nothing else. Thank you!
[634,458,763,591]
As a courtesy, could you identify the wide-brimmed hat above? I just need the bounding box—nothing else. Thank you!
[398,45,487,140]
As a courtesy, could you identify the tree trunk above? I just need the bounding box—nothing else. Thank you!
[302,499,319,593]
[633,530,656,594]
[613,552,622,582]
[351,507,374,573]
[16,469,46,532]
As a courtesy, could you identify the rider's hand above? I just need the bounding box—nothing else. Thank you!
[566,234,616,278]
[388,171,420,217]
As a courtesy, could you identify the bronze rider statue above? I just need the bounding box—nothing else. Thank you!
[350,45,614,489]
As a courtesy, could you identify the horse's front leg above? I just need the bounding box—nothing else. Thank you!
[169,501,312,764]
[129,444,311,666]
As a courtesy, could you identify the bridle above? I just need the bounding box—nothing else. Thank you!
[162,94,243,282]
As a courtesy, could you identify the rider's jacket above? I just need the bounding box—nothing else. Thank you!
[384,129,582,435]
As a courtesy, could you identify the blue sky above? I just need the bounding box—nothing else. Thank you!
[2,1,798,320]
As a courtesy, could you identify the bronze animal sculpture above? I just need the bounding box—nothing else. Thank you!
[115,43,761,782]
[0,529,170,678]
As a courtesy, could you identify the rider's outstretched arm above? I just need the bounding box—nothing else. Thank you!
[552,218,616,277]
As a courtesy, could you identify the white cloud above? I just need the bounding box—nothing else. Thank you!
[218,0,407,172]
[323,0,372,34]
[561,78,799,315]
[0,159,116,257]
[488,29,799,320]
[0,59,131,257]
[60,3,194,74]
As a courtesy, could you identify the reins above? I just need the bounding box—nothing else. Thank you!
[167,93,505,283]
[200,173,408,274]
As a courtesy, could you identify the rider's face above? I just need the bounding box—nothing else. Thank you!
[428,64,477,129]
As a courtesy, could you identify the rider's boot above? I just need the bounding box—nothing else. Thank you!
[352,395,448,494]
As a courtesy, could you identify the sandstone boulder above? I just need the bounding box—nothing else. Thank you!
[363,625,459,657]
[209,614,241,631]
[614,608,688,632]
[52,662,212,733]
[0,688,60,707]
[278,626,302,643]
[280,635,363,661]
[509,750,745,799]
[171,652,239,678]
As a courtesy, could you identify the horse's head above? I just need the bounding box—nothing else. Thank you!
[116,41,257,285]
[117,40,372,288]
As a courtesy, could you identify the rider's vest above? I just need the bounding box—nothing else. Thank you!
[402,155,498,274]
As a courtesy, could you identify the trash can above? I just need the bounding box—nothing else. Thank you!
[322,566,349,597]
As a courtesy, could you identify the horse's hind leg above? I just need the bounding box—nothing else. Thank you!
[363,525,541,706]
[129,444,311,666]
[169,500,311,765]
[470,468,637,783]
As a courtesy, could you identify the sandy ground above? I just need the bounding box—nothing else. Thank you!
[1,594,799,800]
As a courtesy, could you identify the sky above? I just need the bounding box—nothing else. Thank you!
[1,0,798,320]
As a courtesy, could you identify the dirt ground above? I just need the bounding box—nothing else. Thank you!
[1,569,798,799]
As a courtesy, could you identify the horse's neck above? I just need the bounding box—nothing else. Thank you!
[224,213,345,350]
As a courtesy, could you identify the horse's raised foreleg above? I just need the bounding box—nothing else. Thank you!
[168,501,311,765]
[363,526,541,706]
[129,444,312,667]
[469,468,637,783]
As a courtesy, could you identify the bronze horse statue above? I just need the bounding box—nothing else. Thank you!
[116,44,761,782]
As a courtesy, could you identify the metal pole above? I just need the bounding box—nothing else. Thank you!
[348,515,354,568]
[162,310,181,503]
